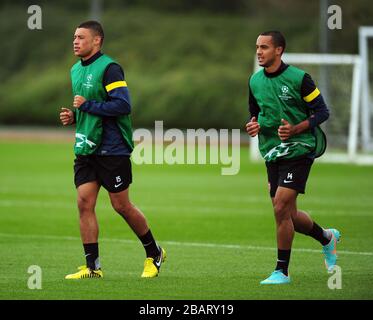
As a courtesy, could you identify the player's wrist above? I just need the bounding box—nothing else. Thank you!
[293,120,309,135]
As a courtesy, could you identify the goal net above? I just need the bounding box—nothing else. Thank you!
[249,53,373,164]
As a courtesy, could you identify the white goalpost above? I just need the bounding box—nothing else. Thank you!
[249,52,373,165]
[359,26,373,152]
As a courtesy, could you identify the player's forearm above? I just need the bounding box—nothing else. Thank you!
[80,98,131,117]
[306,95,330,128]
[308,104,330,128]
[293,119,311,135]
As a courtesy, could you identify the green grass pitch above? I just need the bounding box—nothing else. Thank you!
[1,140,373,300]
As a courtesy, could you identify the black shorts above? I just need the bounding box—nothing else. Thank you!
[74,155,132,193]
[265,157,313,198]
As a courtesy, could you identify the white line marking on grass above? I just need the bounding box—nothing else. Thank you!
[0,232,372,257]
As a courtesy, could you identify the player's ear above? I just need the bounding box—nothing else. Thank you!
[275,46,283,56]
[276,47,284,56]
[93,35,102,47]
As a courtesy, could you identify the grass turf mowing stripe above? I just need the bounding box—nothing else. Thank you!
[1,232,372,257]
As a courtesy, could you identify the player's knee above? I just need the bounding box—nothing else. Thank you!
[273,199,290,221]
[112,200,133,217]
[77,196,96,215]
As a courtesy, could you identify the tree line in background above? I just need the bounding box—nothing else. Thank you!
[0,0,372,128]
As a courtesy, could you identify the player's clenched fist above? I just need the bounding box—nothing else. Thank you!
[60,107,74,126]
[73,95,86,108]
[245,117,260,137]
[278,119,294,141]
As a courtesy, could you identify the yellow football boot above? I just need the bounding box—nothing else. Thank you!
[65,265,103,279]
[141,248,167,278]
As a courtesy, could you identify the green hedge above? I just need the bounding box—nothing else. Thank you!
[1,2,370,128]
[0,7,254,128]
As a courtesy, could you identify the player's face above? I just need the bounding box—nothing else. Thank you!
[256,35,281,68]
[73,28,100,59]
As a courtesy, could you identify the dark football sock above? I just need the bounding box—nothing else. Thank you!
[275,249,291,276]
[307,222,331,246]
[138,229,160,258]
[83,243,100,270]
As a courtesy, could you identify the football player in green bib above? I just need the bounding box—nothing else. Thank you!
[246,31,340,284]
[59,21,165,280]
